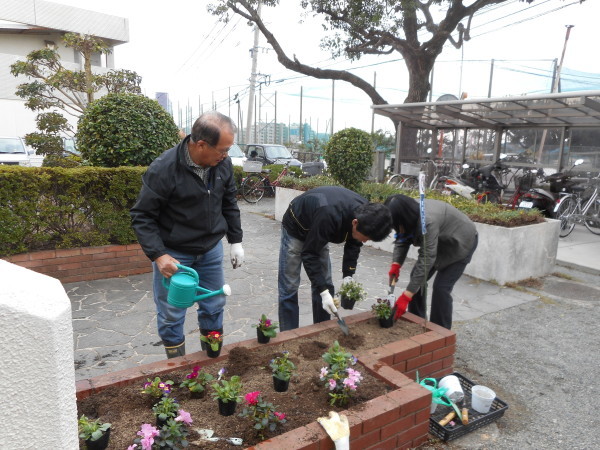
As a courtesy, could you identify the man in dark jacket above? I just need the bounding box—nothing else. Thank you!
[131,111,244,358]
[385,194,478,329]
[279,186,392,331]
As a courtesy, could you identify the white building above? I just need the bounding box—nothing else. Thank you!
[0,0,128,136]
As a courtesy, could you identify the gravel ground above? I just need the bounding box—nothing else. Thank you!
[422,267,600,450]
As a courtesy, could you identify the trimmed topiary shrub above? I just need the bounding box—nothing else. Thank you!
[76,93,180,167]
[324,128,373,190]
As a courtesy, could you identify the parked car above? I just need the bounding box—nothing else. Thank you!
[0,136,31,166]
[63,136,80,156]
[245,144,302,168]
[228,143,247,167]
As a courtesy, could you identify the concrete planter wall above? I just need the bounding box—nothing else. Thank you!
[77,312,456,449]
[275,187,560,285]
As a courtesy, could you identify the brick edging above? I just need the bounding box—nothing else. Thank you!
[2,244,151,283]
[76,312,455,449]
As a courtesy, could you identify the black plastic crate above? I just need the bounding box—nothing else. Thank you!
[429,372,508,442]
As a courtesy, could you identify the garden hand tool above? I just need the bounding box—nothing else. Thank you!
[196,428,243,446]
[332,310,350,335]
[387,278,397,301]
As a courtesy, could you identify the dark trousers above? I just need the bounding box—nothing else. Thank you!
[408,235,478,330]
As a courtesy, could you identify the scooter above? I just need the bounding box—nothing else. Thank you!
[442,154,508,203]
[518,160,584,217]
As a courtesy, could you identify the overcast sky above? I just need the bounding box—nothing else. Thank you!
[52,0,599,135]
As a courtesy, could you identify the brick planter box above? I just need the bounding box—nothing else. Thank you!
[2,243,150,284]
[76,312,455,449]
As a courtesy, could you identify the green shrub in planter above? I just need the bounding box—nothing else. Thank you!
[76,93,180,167]
[324,128,373,190]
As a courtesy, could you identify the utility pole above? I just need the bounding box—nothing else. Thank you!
[371,72,376,134]
[245,1,261,144]
[537,25,574,164]
[299,86,303,143]
[331,80,335,135]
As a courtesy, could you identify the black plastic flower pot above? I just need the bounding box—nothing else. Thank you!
[206,343,222,358]
[190,389,205,399]
[341,295,356,310]
[218,399,237,416]
[84,428,110,450]
[273,376,290,392]
[156,414,174,428]
[257,328,271,344]
[378,316,394,328]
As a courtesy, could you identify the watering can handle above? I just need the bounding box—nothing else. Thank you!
[175,264,199,281]
[162,264,199,290]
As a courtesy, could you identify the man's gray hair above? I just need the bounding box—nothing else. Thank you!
[191,111,237,146]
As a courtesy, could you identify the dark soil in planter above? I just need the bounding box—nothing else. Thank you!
[78,317,424,449]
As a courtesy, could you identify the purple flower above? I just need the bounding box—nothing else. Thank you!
[319,367,328,379]
[328,379,337,390]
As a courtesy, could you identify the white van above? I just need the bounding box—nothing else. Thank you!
[0,137,31,166]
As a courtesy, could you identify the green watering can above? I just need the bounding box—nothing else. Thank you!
[162,264,231,309]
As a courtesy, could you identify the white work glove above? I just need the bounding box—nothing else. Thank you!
[341,276,353,286]
[230,243,244,269]
[320,290,337,315]
[317,411,350,450]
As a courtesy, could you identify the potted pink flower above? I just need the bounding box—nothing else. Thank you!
[239,391,287,440]
[252,314,279,343]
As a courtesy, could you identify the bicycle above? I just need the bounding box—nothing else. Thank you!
[240,161,293,203]
[554,173,600,237]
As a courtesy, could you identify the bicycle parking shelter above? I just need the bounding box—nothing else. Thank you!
[372,90,600,175]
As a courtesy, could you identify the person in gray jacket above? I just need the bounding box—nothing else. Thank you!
[384,194,478,329]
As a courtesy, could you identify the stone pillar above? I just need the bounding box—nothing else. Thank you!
[0,260,78,449]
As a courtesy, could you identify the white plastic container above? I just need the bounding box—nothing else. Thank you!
[471,385,496,414]
[439,375,464,403]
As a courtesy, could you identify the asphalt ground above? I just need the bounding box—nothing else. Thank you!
[68,197,600,449]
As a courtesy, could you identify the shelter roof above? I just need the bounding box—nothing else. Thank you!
[372,90,600,130]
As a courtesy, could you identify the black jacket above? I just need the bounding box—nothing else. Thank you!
[282,186,365,292]
[130,136,242,261]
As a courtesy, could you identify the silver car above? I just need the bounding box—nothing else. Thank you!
[0,137,31,166]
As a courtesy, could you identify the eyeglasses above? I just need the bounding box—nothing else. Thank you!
[199,140,230,156]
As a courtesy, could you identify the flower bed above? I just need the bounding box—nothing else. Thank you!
[77,312,456,449]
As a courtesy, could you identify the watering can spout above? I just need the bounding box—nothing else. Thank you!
[162,265,232,309]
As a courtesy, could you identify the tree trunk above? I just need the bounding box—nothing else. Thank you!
[396,55,435,162]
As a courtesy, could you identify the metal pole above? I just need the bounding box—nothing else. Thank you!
[371,72,376,134]
[538,25,574,163]
[299,86,303,143]
[331,80,335,135]
[245,1,261,144]
[487,59,495,98]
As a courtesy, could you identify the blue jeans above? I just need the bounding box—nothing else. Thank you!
[152,241,226,346]
[278,226,333,331]
[408,234,478,330]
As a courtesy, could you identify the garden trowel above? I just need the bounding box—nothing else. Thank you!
[196,428,243,446]
[332,310,350,335]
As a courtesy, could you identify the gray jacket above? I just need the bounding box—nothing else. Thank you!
[392,199,477,293]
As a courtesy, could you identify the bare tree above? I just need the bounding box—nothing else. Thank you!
[209,0,581,160]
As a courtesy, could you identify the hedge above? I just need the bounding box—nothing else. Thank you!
[0,166,144,256]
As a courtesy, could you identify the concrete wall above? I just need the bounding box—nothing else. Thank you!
[275,187,560,285]
[0,260,78,449]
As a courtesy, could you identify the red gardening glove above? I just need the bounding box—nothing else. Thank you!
[394,293,412,321]
[388,263,401,285]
